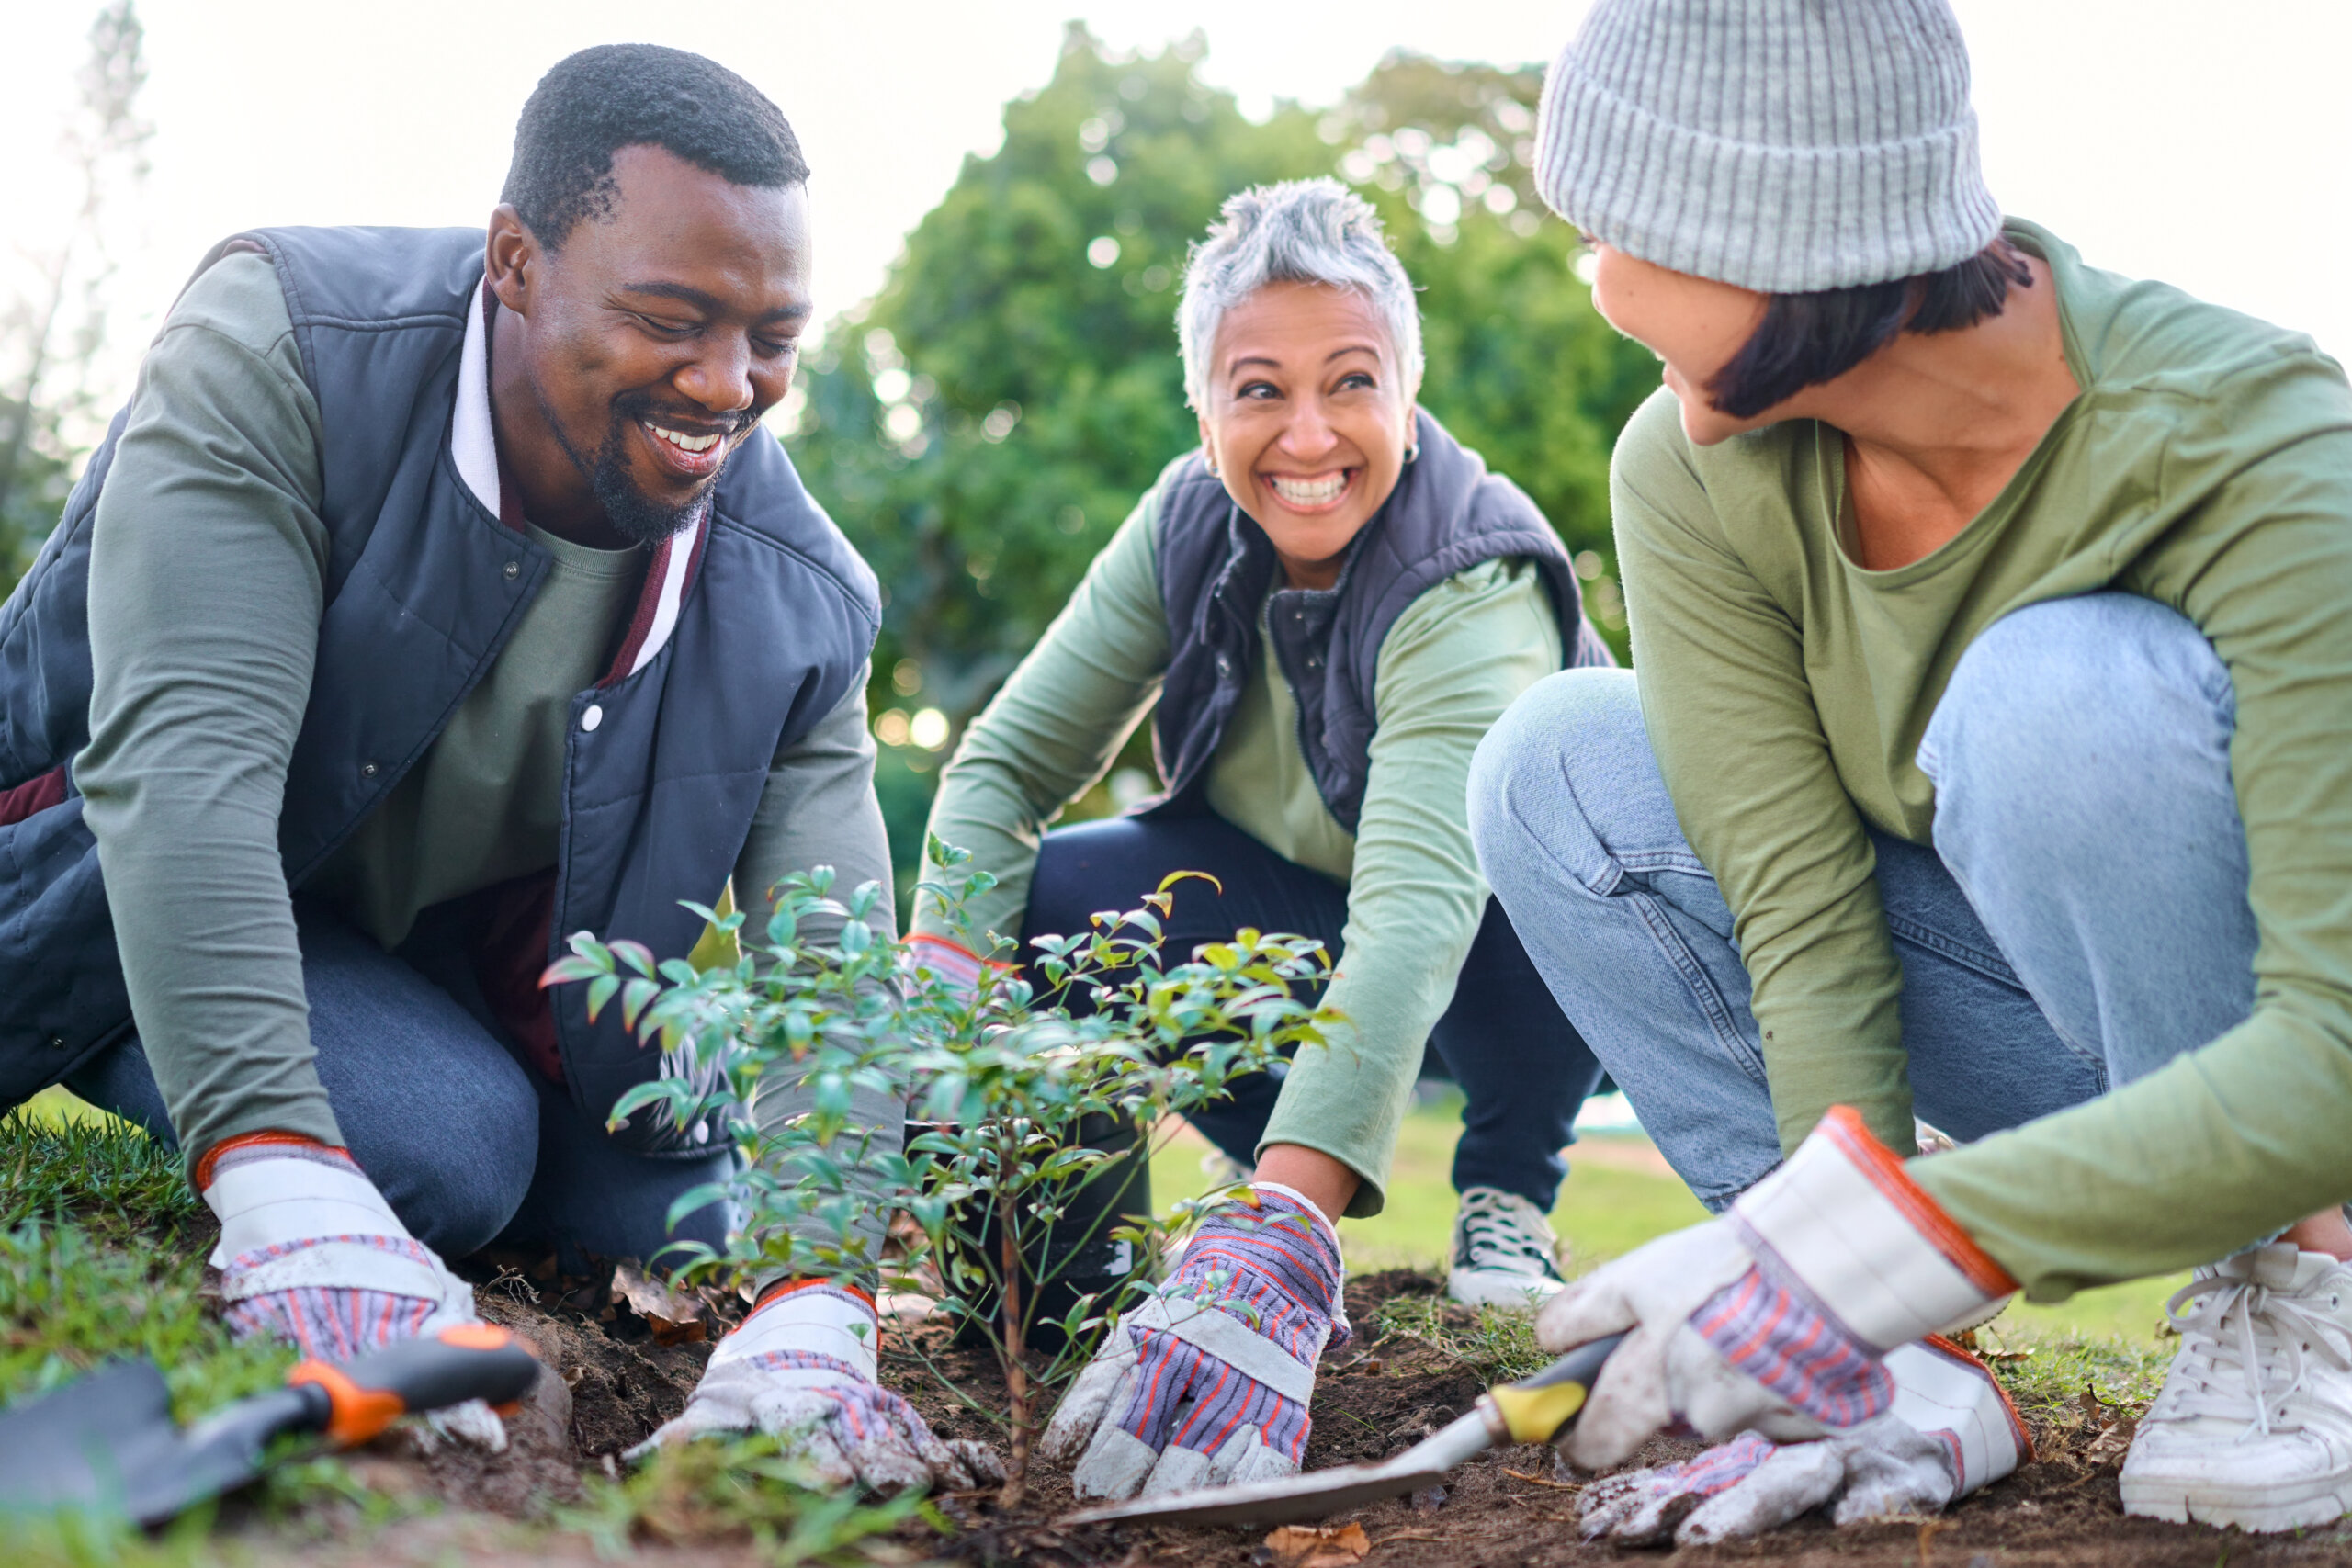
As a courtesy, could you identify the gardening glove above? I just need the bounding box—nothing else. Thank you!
[1538,1107,2018,1472]
[1041,1181,1349,1499]
[900,934,1014,1003]
[630,1280,1003,1493]
[199,1133,505,1451]
[1577,1336,2030,1544]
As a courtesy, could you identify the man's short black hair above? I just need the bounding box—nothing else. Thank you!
[503,44,808,250]
[1705,242,2036,420]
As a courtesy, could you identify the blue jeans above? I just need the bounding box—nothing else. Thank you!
[1024,812,1605,1209]
[1467,593,2257,1211]
[66,897,734,1269]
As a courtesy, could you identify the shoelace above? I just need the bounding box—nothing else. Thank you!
[1457,1192,1560,1276]
[2163,1272,2352,1437]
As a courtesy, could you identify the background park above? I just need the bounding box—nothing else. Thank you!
[5,2,2352,1563]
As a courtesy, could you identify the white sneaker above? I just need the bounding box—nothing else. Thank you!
[1446,1187,1566,1313]
[2120,1243,2352,1531]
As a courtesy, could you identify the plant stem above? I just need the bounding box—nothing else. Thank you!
[997,1155,1031,1508]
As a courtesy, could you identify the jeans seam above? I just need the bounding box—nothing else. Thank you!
[1922,849,2110,1085]
[1629,888,1770,1088]
[1883,913,2020,988]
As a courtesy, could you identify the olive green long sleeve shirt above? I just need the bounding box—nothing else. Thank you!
[916,461,1564,1216]
[74,252,890,1164]
[1614,220,2352,1297]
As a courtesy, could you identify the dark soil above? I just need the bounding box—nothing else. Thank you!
[341,1259,2352,1565]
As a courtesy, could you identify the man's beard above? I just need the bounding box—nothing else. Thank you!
[541,384,750,546]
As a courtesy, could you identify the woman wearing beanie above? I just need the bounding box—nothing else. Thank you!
[1471,0,2352,1543]
[915,180,1616,1499]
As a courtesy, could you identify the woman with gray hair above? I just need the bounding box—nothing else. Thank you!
[1473,0,2352,1544]
[913,178,1614,1500]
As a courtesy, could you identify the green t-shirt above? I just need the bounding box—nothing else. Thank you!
[915,460,1566,1216]
[1614,220,2352,1297]
[74,251,891,1162]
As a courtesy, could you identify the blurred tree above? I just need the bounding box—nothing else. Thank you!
[782,28,1656,887]
[0,0,153,596]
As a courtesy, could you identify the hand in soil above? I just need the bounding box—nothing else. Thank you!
[1576,1338,2026,1545]
[1537,1112,2009,1472]
[630,1350,1003,1491]
[205,1137,507,1451]
[628,1280,1002,1493]
[1042,1182,1348,1499]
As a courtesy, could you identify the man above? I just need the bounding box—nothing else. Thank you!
[1468,0,2352,1542]
[0,45,984,1487]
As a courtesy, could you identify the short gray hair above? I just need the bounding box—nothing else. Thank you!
[1178,178,1423,412]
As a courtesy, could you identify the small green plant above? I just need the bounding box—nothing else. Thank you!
[549,837,1346,1506]
[563,1430,930,1563]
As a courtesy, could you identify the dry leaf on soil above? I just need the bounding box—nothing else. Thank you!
[609,1260,708,1345]
[1256,1521,1371,1568]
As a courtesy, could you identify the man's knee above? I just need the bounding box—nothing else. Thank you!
[350,1064,537,1260]
[1923,594,2233,862]
[1469,667,1656,898]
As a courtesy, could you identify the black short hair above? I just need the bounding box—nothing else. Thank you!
[1705,242,2036,419]
[502,45,808,251]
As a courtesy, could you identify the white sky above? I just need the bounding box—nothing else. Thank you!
[6,0,2351,416]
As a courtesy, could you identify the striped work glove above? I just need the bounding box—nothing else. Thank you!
[1040,1182,1350,1499]
[200,1133,503,1450]
[631,1280,1002,1492]
[1536,1108,2018,1476]
[1577,1337,2030,1543]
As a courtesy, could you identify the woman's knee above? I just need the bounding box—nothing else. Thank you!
[1469,667,1664,899]
[328,1049,538,1260]
[1922,594,2236,868]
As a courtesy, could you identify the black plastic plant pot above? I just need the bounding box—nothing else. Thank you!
[934,1110,1153,1356]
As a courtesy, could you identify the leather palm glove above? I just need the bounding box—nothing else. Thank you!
[1041,1182,1349,1499]
[199,1133,504,1450]
[1537,1108,2018,1473]
[632,1280,1002,1493]
[1577,1337,2030,1544]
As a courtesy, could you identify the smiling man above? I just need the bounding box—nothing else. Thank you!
[0,45,988,1486]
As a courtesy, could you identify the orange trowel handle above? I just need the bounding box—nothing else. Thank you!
[288,1323,541,1446]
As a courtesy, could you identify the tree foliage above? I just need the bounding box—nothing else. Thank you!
[783,28,1656,874]
[0,1,152,596]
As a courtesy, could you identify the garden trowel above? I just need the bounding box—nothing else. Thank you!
[0,1323,539,1528]
[1060,1331,1623,1529]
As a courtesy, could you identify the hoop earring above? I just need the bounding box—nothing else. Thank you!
[1404,440,1420,465]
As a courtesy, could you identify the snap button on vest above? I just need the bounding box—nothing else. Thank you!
[359,761,379,778]
[503,559,520,581]
[581,704,604,733]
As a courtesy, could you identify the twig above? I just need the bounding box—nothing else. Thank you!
[1368,1529,1444,1548]
[1502,1468,1582,1492]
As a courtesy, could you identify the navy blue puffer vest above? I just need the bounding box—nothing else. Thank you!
[0,227,878,1151]
[1147,409,1614,829]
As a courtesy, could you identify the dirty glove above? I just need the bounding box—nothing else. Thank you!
[1538,1107,2017,1472]
[199,1133,503,1450]
[631,1280,1002,1493]
[1041,1181,1349,1499]
[1577,1337,2030,1544]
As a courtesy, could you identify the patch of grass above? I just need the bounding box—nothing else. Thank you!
[0,1217,290,1423]
[0,1096,200,1246]
[563,1432,932,1563]
[1368,1289,1552,1384]
[1977,1324,2175,1414]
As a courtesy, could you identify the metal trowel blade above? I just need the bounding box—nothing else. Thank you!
[0,1357,315,1527]
[1059,1407,1496,1529]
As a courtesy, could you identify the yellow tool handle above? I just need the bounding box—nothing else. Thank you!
[1482,1333,1626,1446]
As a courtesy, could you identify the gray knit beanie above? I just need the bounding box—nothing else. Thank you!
[1535,0,2002,294]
